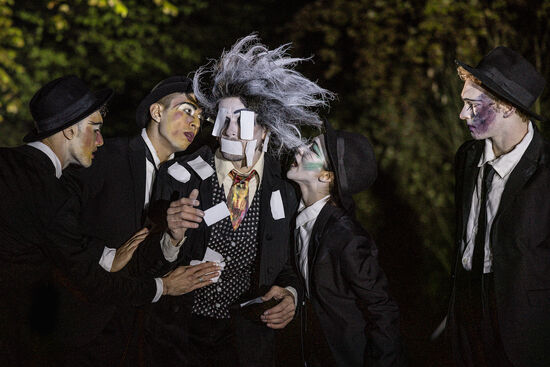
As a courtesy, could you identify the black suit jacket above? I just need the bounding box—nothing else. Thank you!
[298,203,405,367]
[448,127,550,367]
[0,145,158,365]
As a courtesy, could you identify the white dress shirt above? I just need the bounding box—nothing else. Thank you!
[27,141,63,178]
[462,122,533,273]
[295,195,330,295]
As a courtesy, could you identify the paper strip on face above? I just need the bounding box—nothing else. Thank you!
[212,108,227,137]
[240,110,255,140]
[167,162,191,183]
[220,138,243,155]
[270,190,285,220]
[262,131,270,152]
[188,156,215,180]
[203,201,231,226]
[245,140,257,167]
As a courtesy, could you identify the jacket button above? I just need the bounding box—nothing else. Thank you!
[172,305,180,313]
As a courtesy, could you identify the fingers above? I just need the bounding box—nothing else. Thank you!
[189,188,199,201]
[261,295,295,329]
[187,261,220,275]
[169,188,200,209]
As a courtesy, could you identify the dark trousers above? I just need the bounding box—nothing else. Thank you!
[453,271,514,367]
[188,313,275,367]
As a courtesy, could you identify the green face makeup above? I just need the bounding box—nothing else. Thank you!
[303,141,326,171]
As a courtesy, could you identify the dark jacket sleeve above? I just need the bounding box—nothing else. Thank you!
[340,229,406,367]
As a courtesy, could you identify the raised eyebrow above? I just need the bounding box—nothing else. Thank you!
[89,121,103,126]
[175,101,198,110]
[463,98,482,103]
[233,108,248,115]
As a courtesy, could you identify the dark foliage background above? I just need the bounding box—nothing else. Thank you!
[1,0,549,365]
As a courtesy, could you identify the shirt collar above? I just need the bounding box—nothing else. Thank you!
[27,141,63,179]
[296,195,330,228]
[214,148,265,187]
[479,121,534,179]
[141,128,173,169]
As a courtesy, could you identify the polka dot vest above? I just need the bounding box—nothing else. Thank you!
[192,158,262,319]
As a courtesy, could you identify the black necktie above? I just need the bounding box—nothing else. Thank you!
[145,146,157,172]
[472,164,496,276]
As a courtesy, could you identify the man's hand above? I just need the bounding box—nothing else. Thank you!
[111,228,149,272]
[260,285,296,329]
[162,262,220,296]
[166,189,204,245]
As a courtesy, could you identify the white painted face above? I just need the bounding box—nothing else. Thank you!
[287,135,329,184]
[218,97,266,164]
[67,110,104,168]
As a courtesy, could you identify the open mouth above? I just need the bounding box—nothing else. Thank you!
[184,132,195,142]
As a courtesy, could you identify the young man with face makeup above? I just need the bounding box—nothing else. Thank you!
[151,35,334,366]
[447,47,550,367]
[287,122,405,367]
[0,76,219,366]
[65,76,220,365]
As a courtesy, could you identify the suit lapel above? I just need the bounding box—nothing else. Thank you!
[307,204,335,283]
[460,142,483,243]
[128,135,146,228]
[493,129,543,223]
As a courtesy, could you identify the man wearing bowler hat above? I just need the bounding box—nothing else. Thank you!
[287,121,405,367]
[0,75,219,366]
[447,46,550,366]
[66,75,211,365]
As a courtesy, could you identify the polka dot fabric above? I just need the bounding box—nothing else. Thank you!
[192,157,262,319]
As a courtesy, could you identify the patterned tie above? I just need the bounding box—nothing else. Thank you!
[227,169,256,230]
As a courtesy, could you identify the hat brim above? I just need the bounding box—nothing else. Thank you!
[456,60,547,122]
[135,81,193,128]
[23,88,113,143]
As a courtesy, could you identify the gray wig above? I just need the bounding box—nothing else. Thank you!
[193,34,335,155]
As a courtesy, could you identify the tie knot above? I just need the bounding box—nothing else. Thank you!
[230,169,256,184]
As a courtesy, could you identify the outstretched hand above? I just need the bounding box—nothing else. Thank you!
[166,189,204,245]
[162,261,221,296]
[111,227,149,272]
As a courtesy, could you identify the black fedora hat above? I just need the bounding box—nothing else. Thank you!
[456,46,547,121]
[135,76,193,128]
[324,120,377,213]
[24,75,113,142]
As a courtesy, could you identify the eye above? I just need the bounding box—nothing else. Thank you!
[178,103,197,117]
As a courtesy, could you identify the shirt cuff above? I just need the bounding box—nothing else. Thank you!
[160,232,185,262]
[285,286,298,308]
[99,246,116,272]
[152,278,163,303]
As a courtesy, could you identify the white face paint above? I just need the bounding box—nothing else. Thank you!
[217,97,266,166]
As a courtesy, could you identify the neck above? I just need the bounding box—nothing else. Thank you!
[298,181,330,207]
[42,136,68,169]
[146,124,173,163]
[490,119,529,157]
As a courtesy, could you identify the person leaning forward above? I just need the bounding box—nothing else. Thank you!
[447,46,550,367]
[64,76,214,366]
[0,75,220,366]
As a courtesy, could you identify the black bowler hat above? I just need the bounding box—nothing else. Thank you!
[456,46,547,121]
[24,75,113,142]
[135,76,193,128]
[324,120,377,213]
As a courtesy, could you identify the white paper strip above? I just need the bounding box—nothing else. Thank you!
[245,140,257,167]
[220,138,243,155]
[203,201,231,226]
[270,190,285,220]
[167,162,191,183]
[187,156,215,180]
[240,110,255,140]
[262,131,270,152]
[212,108,227,137]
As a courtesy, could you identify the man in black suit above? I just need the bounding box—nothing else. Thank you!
[67,75,213,365]
[448,47,550,367]
[286,121,405,367]
[0,75,219,366]
[152,35,334,366]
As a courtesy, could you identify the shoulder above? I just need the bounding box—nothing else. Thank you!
[320,205,373,250]
[456,139,480,159]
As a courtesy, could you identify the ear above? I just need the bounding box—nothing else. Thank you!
[149,103,163,123]
[318,170,334,184]
[502,104,516,118]
[62,125,76,140]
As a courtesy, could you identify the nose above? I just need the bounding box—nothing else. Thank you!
[96,131,104,147]
[459,104,471,120]
[189,113,201,131]
[222,116,239,138]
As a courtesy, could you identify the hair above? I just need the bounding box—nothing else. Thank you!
[457,66,529,122]
[193,34,336,155]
